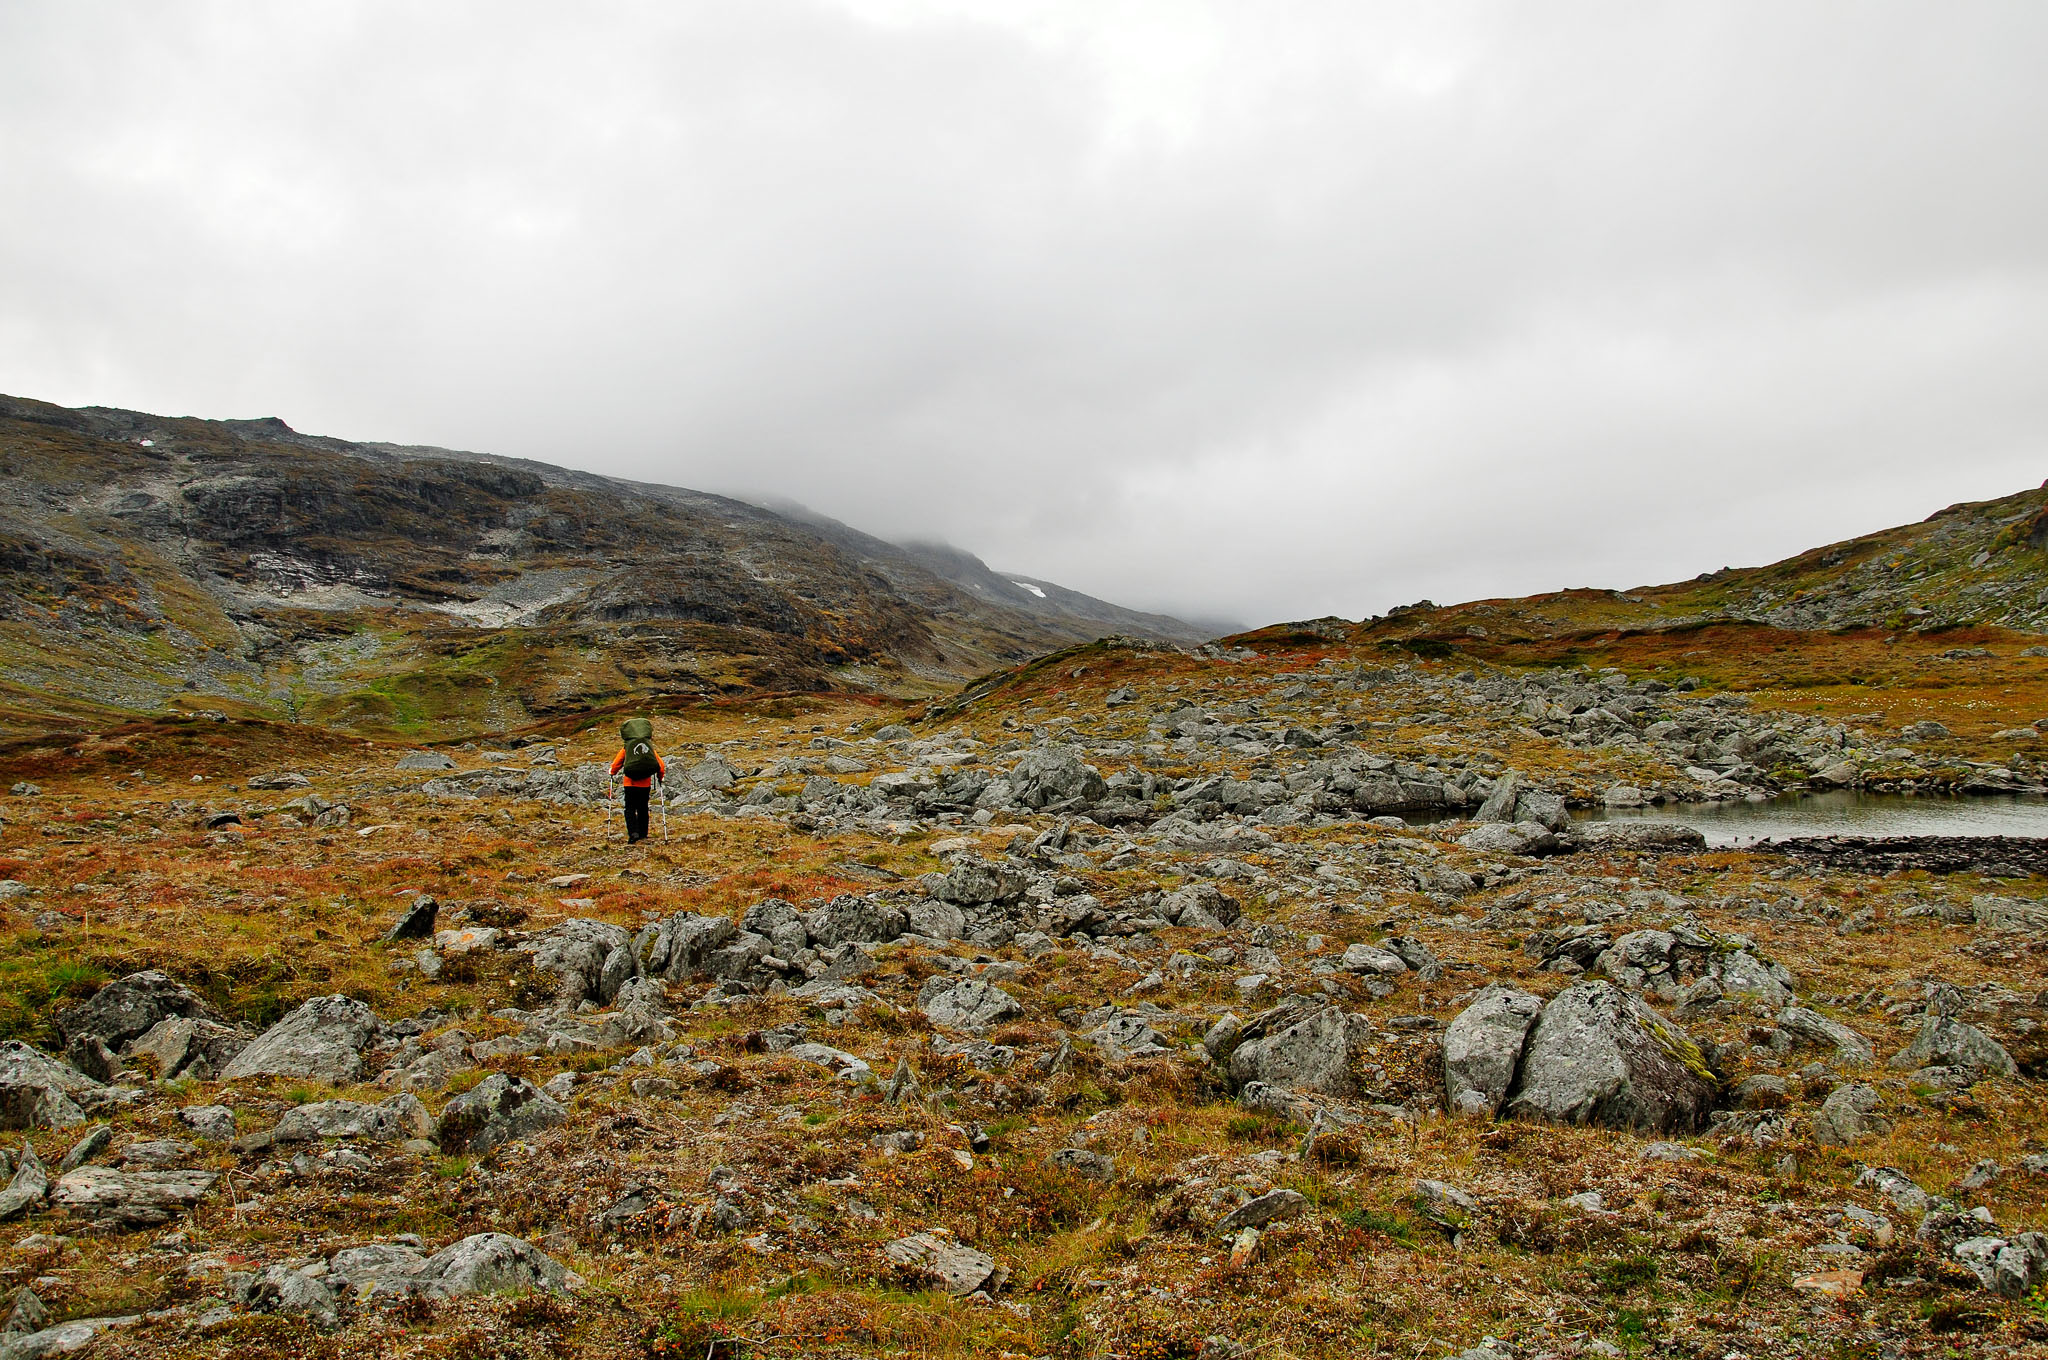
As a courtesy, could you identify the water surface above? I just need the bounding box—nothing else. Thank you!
[1576,789,2048,847]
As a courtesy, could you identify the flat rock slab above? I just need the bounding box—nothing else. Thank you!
[883,1233,1002,1296]
[51,1165,215,1228]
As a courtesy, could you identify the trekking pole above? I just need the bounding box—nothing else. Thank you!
[658,774,669,841]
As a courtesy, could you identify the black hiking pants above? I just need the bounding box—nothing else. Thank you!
[623,785,650,842]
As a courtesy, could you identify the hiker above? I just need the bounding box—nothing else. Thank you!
[609,717,666,844]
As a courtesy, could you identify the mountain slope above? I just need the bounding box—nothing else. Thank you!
[0,394,1209,737]
[1356,481,2048,652]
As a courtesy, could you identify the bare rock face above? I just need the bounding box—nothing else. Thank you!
[220,996,380,1085]
[433,1075,567,1155]
[1228,1001,1374,1097]
[0,1144,49,1221]
[1442,984,1544,1118]
[1503,980,1718,1134]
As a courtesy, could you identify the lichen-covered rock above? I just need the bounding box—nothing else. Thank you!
[50,1165,216,1228]
[804,895,908,948]
[1163,883,1241,931]
[220,995,380,1085]
[0,1044,104,1131]
[526,919,635,1005]
[1503,980,1717,1133]
[1889,1017,2016,1077]
[1812,1082,1889,1146]
[1442,984,1544,1118]
[920,979,1023,1034]
[53,971,211,1050]
[1228,1002,1374,1096]
[433,1075,567,1155]
[933,861,1027,907]
[273,1093,431,1144]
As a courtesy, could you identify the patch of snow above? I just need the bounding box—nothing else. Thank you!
[1011,581,1046,599]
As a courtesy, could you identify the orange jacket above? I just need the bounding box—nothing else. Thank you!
[609,749,667,788]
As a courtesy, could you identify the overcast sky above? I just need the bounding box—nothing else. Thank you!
[3,2,2045,627]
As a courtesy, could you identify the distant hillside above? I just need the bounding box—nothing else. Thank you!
[1353,482,2048,652]
[0,394,1209,736]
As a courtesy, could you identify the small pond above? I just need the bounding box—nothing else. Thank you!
[1574,789,2048,847]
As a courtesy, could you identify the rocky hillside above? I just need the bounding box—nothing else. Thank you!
[1360,482,2048,653]
[2,617,2048,1357]
[0,395,1209,739]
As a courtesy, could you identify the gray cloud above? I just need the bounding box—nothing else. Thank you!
[3,1,2044,626]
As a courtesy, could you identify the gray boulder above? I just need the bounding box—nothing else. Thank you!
[1473,772,1521,823]
[383,896,439,942]
[740,898,811,956]
[54,971,211,1049]
[1503,980,1717,1133]
[526,919,635,1005]
[274,1093,431,1144]
[50,1165,216,1228]
[1048,1148,1116,1180]
[220,995,380,1085]
[124,1016,250,1081]
[641,912,738,981]
[0,1145,48,1222]
[434,1075,567,1155]
[0,1044,103,1130]
[804,895,909,948]
[1442,985,1544,1118]
[1953,1232,2048,1299]
[921,980,1023,1034]
[177,1106,237,1141]
[1007,746,1107,809]
[1572,823,1706,852]
[1889,1017,2016,1077]
[933,861,1027,907]
[415,1232,572,1297]
[1228,1002,1374,1097]
[395,750,456,771]
[1214,1188,1306,1235]
[1457,822,1564,856]
[1812,1082,1889,1147]
[1773,1007,1875,1065]
[883,1233,1002,1296]
[1163,883,1241,931]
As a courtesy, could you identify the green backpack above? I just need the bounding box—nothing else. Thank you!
[619,717,661,779]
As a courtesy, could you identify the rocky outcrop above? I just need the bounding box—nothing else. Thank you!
[220,996,380,1085]
[1502,981,1717,1134]
[884,1233,1004,1295]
